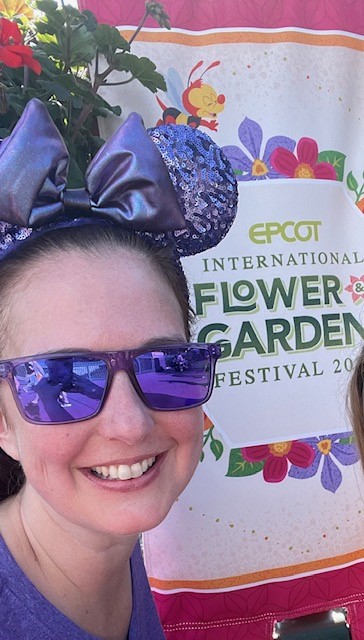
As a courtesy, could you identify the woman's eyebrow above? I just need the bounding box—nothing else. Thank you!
[38,336,188,356]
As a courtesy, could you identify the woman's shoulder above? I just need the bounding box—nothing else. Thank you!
[129,542,166,640]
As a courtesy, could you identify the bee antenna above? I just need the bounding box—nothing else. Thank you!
[187,60,204,86]
[200,60,221,79]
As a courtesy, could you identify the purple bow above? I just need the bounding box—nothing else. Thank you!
[0,99,185,231]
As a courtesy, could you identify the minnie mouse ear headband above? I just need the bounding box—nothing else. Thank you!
[0,98,238,258]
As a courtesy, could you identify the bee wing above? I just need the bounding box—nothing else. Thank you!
[165,67,185,113]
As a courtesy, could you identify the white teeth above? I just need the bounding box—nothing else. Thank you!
[91,456,156,481]
[108,465,118,479]
[118,465,132,480]
[130,462,143,478]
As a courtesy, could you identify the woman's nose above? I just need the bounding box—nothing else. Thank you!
[94,372,155,445]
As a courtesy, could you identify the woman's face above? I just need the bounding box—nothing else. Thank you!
[0,246,203,537]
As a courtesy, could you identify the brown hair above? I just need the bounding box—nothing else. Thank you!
[348,346,364,468]
[0,223,195,500]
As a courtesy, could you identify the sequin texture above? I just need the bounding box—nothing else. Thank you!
[147,124,238,257]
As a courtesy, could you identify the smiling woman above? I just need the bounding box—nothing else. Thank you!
[0,99,237,639]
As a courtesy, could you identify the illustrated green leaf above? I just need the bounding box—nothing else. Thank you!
[112,53,166,92]
[200,450,205,462]
[317,150,346,182]
[339,436,355,444]
[226,448,264,477]
[210,438,224,461]
[0,128,10,138]
[347,170,359,192]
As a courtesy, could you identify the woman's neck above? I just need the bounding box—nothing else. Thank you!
[0,489,137,640]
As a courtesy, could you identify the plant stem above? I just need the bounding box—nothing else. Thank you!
[70,5,154,145]
[128,10,148,45]
[22,66,29,93]
[356,183,364,202]
[103,77,134,86]
[70,61,116,144]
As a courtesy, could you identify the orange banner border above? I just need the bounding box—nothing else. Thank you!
[120,29,364,52]
[149,547,364,591]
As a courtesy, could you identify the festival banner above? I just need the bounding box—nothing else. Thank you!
[80,1,364,637]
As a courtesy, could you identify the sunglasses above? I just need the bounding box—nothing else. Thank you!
[0,343,221,425]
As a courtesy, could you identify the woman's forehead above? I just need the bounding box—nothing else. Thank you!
[4,248,185,358]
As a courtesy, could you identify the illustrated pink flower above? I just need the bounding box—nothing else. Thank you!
[345,275,364,302]
[241,440,315,483]
[270,137,337,180]
[0,17,41,74]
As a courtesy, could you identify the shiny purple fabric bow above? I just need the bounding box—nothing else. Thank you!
[0,99,185,232]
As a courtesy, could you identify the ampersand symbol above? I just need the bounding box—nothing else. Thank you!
[354,282,364,293]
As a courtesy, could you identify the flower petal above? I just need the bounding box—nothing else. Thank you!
[296,137,318,165]
[321,454,342,493]
[241,444,269,462]
[263,135,296,165]
[289,450,321,479]
[288,441,315,467]
[330,442,359,466]
[325,432,352,442]
[20,53,41,74]
[221,145,253,174]
[270,147,298,177]
[263,455,288,482]
[238,117,263,159]
[313,162,337,180]
[0,47,23,66]
[0,44,41,73]
[0,16,21,45]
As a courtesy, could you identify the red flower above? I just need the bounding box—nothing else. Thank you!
[0,17,41,74]
[270,137,336,180]
[241,440,315,483]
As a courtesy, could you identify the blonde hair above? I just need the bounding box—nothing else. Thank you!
[348,346,364,469]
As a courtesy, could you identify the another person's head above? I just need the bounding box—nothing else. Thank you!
[0,99,237,537]
[348,347,364,465]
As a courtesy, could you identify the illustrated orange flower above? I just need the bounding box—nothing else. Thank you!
[0,0,33,19]
[0,17,41,74]
[203,413,213,431]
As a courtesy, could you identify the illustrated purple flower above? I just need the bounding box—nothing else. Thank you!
[222,117,295,181]
[288,432,359,493]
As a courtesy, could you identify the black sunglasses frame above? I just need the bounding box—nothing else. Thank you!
[0,342,221,425]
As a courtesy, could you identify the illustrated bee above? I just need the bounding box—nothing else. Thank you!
[156,61,226,132]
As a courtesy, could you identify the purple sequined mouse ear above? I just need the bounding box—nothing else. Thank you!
[147,124,238,257]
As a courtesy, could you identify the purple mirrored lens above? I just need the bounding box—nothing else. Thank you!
[133,346,212,409]
[13,357,107,424]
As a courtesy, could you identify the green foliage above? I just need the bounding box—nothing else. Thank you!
[226,448,264,477]
[210,438,224,461]
[317,150,346,182]
[0,0,169,186]
[201,426,224,462]
[347,170,359,193]
[113,54,166,92]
